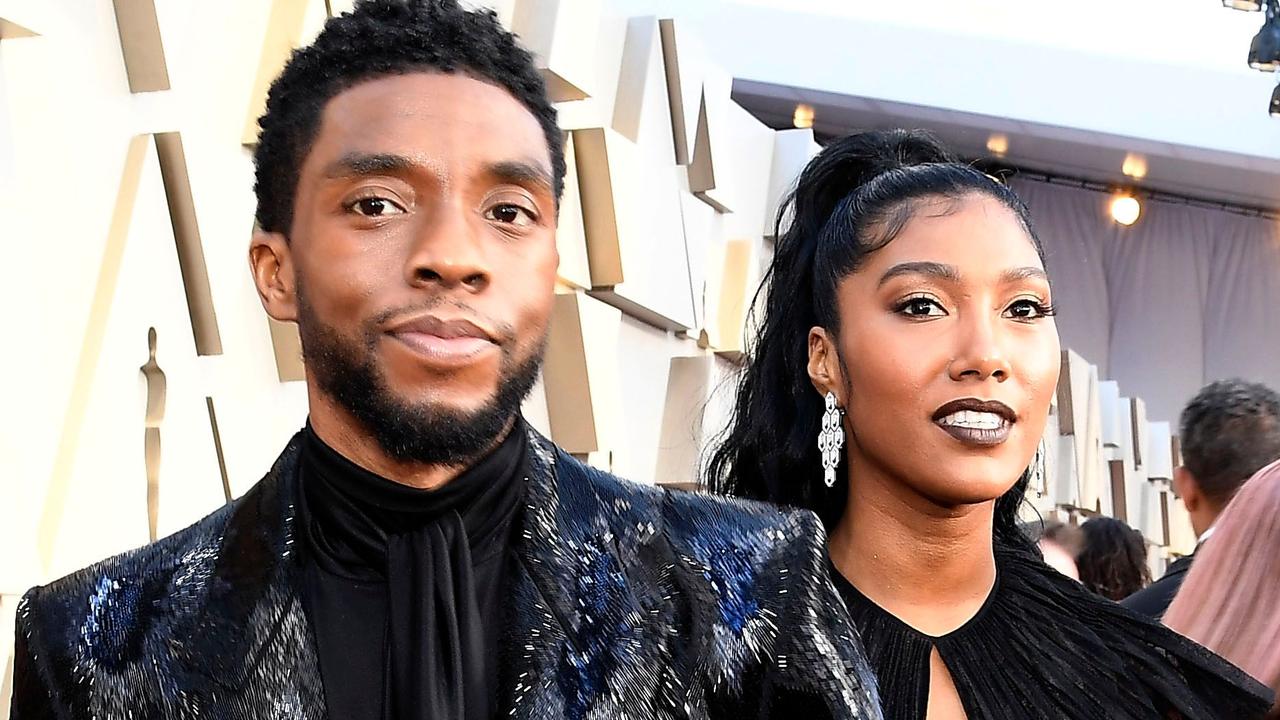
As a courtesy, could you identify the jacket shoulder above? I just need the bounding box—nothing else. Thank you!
[553,447,823,545]
[18,497,240,667]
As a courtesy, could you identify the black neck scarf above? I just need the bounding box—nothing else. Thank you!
[298,421,527,720]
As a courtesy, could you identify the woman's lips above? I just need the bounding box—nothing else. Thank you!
[934,410,1012,447]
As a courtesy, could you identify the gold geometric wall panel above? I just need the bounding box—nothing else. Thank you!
[154,132,223,356]
[706,237,756,360]
[111,0,170,93]
[687,64,734,212]
[0,16,37,39]
[541,291,621,454]
[205,396,234,503]
[658,18,701,166]
[268,316,306,382]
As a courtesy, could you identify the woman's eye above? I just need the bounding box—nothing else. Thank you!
[1005,299,1056,320]
[348,197,405,217]
[486,203,536,227]
[897,297,946,318]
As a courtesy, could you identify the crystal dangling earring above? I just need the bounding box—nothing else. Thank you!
[818,391,846,488]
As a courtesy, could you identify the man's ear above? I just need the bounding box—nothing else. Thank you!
[1173,465,1201,513]
[249,229,298,322]
[807,326,846,406]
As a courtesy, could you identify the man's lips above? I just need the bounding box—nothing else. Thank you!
[384,314,498,365]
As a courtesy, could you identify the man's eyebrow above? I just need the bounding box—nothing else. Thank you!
[486,160,554,193]
[878,261,962,287]
[322,152,415,179]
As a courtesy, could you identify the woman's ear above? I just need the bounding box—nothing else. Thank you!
[807,326,846,405]
[249,229,298,322]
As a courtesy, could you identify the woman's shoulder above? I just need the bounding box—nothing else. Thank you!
[993,543,1275,719]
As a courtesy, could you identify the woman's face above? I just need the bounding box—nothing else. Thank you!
[810,192,1060,508]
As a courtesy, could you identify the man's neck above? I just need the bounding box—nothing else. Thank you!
[307,395,514,490]
[828,456,997,637]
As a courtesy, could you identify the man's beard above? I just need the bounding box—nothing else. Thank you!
[295,290,544,466]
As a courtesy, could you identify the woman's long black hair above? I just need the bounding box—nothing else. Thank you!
[706,129,1044,551]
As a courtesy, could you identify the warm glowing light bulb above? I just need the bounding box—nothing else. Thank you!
[986,133,1009,157]
[1121,153,1148,180]
[793,103,815,129]
[1111,195,1141,226]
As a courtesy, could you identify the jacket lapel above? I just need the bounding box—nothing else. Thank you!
[173,434,327,719]
[504,429,683,720]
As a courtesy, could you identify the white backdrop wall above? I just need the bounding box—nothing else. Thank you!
[1014,178,1280,423]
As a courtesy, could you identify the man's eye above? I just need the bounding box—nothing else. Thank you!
[348,197,404,217]
[486,203,535,226]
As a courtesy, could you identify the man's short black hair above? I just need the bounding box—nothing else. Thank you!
[1180,378,1280,506]
[252,0,565,235]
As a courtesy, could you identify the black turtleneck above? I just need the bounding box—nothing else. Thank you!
[296,422,527,720]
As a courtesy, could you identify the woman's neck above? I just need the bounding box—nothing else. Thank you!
[828,458,998,638]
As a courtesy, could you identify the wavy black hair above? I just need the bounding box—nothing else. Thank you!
[706,129,1044,550]
[252,0,566,235]
[1077,516,1151,601]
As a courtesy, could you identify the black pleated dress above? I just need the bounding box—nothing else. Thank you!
[833,544,1275,720]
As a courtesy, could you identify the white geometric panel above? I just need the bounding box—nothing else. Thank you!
[720,102,775,240]
[611,16,677,164]
[654,353,738,489]
[43,137,225,580]
[677,189,722,334]
[510,0,599,102]
[1146,421,1174,482]
[763,128,820,238]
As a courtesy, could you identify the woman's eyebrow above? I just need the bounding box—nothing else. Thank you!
[1001,266,1050,284]
[877,261,961,288]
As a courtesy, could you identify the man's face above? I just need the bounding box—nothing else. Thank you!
[264,72,559,464]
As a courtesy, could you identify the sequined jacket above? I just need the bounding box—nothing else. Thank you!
[11,429,881,719]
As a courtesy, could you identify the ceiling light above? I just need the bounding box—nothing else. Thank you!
[986,133,1009,157]
[1121,153,1147,180]
[1249,2,1280,70]
[1110,195,1141,226]
[793,104,815,129]
[1224,0,1263,9]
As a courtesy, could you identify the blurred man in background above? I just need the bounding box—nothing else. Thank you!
[1124,378,1280,618]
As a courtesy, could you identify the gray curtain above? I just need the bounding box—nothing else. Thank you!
[1012,179,1280,424]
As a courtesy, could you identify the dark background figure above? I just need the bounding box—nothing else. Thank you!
[1124,379,1280,618]
[1077,516,1150,601]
